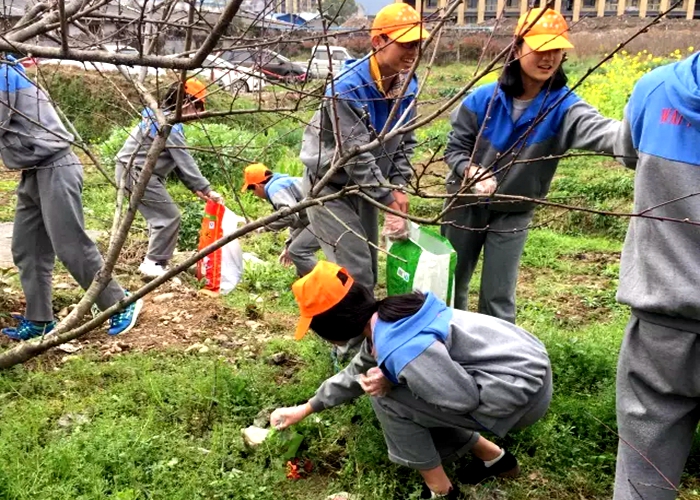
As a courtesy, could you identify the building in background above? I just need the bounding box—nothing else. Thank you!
[397,0,699,24]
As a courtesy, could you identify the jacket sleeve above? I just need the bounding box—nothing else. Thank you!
[264,188,302,232]
[326,98,395,205]
[614,104,639,169]
[167,128,211,193]
[398,340,480,414]
[557,100,621,154]
[444,102,480,179]
[0,68,19,139]
[308,339,378,412]
[388,111,417,186]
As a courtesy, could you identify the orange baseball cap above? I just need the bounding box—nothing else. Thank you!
[371,3,429,43]
[241,163,271,192]
[516,8,574,52]
[184,78,207,103]
[292,261,354,340]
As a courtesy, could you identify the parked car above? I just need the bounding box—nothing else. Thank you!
[307,45,352,79]
[197,54,266,93]
[217,48,307,83]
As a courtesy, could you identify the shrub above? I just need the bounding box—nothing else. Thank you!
[32,67,142,143]
[98,120,304,189]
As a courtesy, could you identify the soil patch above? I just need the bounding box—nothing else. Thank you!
[0,278,293,367]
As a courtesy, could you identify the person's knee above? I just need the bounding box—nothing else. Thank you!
[163,209,181,230]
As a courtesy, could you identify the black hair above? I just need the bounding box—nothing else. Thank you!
[246,170,274,190]
[309,276,426,342]
[498,38,568,98]
[162,82,205,112]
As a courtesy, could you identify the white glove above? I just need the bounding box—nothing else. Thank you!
[382,212,409,241]
[207,190,224,203]
[469,167,497,196]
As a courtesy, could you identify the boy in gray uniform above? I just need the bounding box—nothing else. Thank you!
[300,3,427,362]
[612,51,700,500]
[241,163,320,276]
[299,3,428,289]
[116,79,223,279]
[0,57,142,340]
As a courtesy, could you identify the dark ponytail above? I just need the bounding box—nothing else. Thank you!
[498,38,568,98]
[377,291,426,322]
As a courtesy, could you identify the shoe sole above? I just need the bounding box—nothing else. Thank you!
[109,298,144,336]
[497,464,521,479]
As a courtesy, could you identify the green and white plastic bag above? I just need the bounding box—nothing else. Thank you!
[386,222,457,306]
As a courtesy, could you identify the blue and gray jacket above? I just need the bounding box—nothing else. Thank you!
[0,61,74,169]
[300,56,417,205]
[445,82,620,212]
[116,108,210,193]
[308,293,550,438]
[263,173,309,231]
[616,52,700,323]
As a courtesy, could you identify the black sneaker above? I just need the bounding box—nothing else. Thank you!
[420,484,461,499]
[456,450,520,485]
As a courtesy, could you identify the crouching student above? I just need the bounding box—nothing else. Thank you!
[116,79,223,279]
[271,262,552,498]
[242,163,320,276]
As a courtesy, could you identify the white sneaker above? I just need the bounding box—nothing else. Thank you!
[138,258,167,279]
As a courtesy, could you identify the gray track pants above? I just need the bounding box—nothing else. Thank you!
[307,193,379,289]
[307,192,377,360]
[371,367,552,470]
[442,204,534,323]
[12,154,125,322]
[287,226,321,277]
[614,313,700,500]
[116,162,180,262]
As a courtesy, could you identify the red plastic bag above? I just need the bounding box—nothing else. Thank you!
[196,200,225,293]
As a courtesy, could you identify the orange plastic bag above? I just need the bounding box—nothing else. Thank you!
[196,200,225,293]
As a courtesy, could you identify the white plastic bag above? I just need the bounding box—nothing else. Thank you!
[219,207,246,294]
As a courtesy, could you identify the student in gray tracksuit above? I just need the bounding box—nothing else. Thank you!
[0,57,141,340]
[116,79,222,279]
[612,52,700,500]
[300,4,428,361]
[443,8,620,323]
[272,262,552,499]
[242,163,320,276]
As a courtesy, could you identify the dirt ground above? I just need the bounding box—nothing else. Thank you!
[0,272,296,368]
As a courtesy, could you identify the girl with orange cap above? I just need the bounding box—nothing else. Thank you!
[116,79,223,279]
[442,8,621,323]
[271,261,552,498]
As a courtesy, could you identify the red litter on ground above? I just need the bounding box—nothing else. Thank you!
[286,458,313,480]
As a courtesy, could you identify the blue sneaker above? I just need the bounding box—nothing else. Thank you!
[107,296,143,336]
[2,316,56,340]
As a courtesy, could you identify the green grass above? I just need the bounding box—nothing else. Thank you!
[0,226,635,500]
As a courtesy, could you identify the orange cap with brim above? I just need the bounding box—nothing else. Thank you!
[184,78,207,103]
[371,3,430,44]
[516,8,574,52]
[241,163,271,192]
[292,261,354,340]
